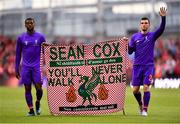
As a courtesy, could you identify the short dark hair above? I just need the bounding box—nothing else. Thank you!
[25,17,35,23]
[140,17,150,23]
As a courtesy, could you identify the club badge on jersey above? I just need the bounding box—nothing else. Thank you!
[34,40,39,46]
[25,41,28,45]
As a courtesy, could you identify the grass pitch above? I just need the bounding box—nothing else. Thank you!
[0,86,180,124]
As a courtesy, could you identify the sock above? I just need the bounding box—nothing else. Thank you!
[143,91,151,112]
[133,92,143,106]
[25,91,33,108]
[36,89,43,102]
[36,101,40,110]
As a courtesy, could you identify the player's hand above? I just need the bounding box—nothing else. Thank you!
[42,42,49,47]
[16,72,20,79]
[159,7,167,17]
[121,37,128,41]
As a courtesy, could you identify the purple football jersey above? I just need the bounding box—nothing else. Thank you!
[15,31,45,73]
[129,17,166,65]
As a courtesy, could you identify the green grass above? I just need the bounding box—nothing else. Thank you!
[0,86,180,124]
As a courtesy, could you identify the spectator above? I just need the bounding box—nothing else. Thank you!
[174,59,180,78]
[164,55,176,78]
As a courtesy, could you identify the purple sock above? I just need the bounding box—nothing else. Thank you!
[133,92,142,106]
[143,91,151,112]
[25,91,33,108]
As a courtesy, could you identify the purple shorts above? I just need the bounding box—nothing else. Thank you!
[20,65,42,85]
[132,65,154,86]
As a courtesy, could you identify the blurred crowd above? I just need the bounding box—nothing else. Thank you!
[0,35,18,87]
[0,35,179,87]
[154,38,180,79]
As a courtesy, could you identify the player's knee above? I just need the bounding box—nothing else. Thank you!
[143,85,150,92]
[133,89,139,94]
[35,83,42,90]
[133,90,139,94]
[133,86,140,93]
[25,85,31,92]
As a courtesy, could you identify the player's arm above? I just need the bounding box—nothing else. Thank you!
[128,36,136,55]
[122,37,134,54]
[154,7,167,40]
[15,37,22,79]
[40,35,48,71]
[40,34,50,49]
[40,35,49,54]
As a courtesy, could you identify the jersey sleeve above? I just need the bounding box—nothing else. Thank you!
[40,34,46,54]
[128,35,136,55]
[40,35,46,43]
[15,36,22,73]
[153,16,166,41]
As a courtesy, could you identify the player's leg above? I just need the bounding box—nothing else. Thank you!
[142,65,154,116]
[33,67,43,115]
[21,66,35,116]
[24,84,35,116]
[34,83,43,115]
[133,86,143,113]
[142,84,150,116]
[132,65,143,114]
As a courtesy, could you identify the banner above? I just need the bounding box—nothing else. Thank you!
[43,39,128,115]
